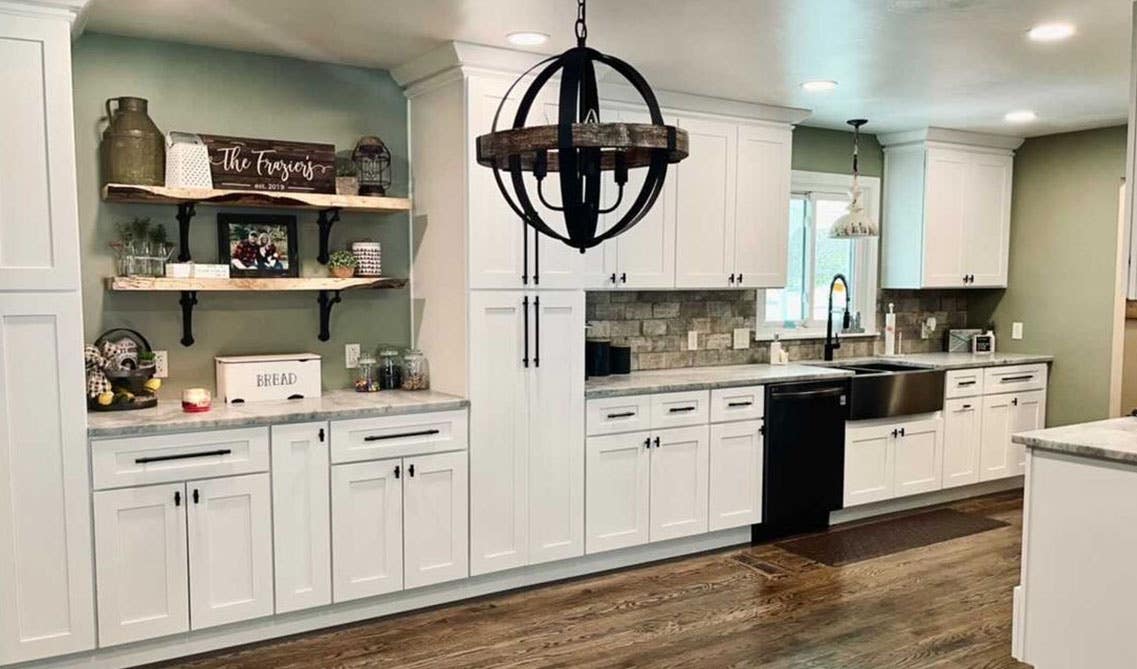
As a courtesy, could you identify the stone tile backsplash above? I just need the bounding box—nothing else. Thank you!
[586,289,980,371]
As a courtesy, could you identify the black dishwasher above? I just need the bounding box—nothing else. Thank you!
[753,379,850,542]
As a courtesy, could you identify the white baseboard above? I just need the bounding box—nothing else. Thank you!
[830,477,1024,525]
[17,527,750,669]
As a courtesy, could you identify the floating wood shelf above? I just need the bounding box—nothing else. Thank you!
[102,183,411,213]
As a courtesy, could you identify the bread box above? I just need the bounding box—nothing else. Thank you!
[215,353,321,404]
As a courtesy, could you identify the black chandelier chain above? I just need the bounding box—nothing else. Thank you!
[575,0,588,45]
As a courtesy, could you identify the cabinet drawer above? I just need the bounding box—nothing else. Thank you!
[710,385,765,423]
[984,364,1047,395]
[650,390,710,429]
[586,395,651,436]
[330,409,468,464]
[92,428,269,491]
[944,369,984,398]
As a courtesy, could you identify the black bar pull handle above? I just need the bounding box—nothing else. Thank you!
[1012,397,1019,406]
[408,463,416,477]
[522,220,529,285]
[727,401,753,408]
[174,490,181,507]
[192,489,199,504]
[533,295,540,368]
[607,411,636,419]
[668,406,696,413]
[957,380,977,386]
[653,436,661,448]
[892,428,899,438]
[363,429,441,442]
[1001,375,1034,382]
[135,449,232,464]
[394,464,400,479]
[961,404,973,410]
[644,437,651,449]
[899,427,906,437]
[318,428,325,442]
[620,272,627,284]
[522,295,530,368]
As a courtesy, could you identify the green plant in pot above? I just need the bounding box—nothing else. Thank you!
[328,250,358,278]
[335,156,359,196]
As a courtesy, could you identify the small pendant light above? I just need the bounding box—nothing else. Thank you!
[830,119,879,239]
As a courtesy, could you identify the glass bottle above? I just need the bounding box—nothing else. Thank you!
[400,349,430,391]
[354,356,379,392]
[377,347,402,390]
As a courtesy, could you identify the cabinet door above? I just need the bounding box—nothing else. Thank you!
[586,432,651,553]
[528,292,585,564]
[468,291,529,574]
[650,425,710,541]
[603,109,677,289]
[0,293,94,663]
[980,394,1014,481]
[921,147,969,287]
[708,419,763,531]
[93,484,188,647]
[404,451,469,589]
[270,422,331,614]
[844,423,895,507]
[964,152,1012,287]
[331,459,403,602]
[674,116,737,288]
[733,124,792,288]
[893,417,944,497]
[0,13,80,291]
[1011,390,1046,475]
[942,398,982,488]
[187,473,274,630]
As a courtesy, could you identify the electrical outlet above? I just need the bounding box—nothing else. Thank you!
[153,350,168,379]
[345,343,361,369]
[733,328,750,350]
[1012,322,1024,340]
[688,331,699,351]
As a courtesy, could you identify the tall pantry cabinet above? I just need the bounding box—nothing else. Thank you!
[0,1,95,664]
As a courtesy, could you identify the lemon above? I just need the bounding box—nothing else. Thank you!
[96,392,114,406]
[144,378,162,392]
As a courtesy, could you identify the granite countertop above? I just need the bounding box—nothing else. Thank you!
[806,352,1054,370]
[585,364,853,399]
[87,389,469,439]
[1014,418,1137,466]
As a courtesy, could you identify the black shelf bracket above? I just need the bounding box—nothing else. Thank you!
[179,291,198,347]
[317,290,342,341]
[176,202,197,262]
[316,208,342,265]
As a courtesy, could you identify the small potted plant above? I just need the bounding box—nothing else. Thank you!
[328,250,358,278]
[335,157,359,196]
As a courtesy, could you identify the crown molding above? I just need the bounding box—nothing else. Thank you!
[878,126,1025,151]
[0,0,92,37]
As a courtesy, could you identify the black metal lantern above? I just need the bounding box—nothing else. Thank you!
[476,0,688,252]
[352,136,392,196]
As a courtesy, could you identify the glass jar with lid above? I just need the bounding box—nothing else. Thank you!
[354,356,379,392]
[376,346,402,390]
[400,349,430,390]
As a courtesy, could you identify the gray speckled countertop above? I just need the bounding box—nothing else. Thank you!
[1014,418,1137,466]
[87,389,468,439]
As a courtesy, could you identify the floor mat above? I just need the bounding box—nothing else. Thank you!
[775,508,1009,566]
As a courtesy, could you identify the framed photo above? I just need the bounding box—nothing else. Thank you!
[217,213,299,278]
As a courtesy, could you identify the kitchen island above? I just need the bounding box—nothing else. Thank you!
[1011,418,1137,669]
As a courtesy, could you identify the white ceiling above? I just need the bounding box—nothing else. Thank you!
[84,0,1133,137]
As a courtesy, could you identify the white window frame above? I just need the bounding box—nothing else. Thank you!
[756,170,881,341]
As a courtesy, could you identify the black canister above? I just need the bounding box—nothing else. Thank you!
[610,346,631,375]
[586,339,611,377]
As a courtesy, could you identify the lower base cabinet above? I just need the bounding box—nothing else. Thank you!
[942,398,982,488]
[271,422,331,614]
[708,419,764,530]
[332,450,469,603]
[844,416,944,507]
[981,390,1045,481]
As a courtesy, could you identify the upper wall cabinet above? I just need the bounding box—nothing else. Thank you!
[880,129,1021,289]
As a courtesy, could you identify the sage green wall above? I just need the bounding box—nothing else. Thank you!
[73,33,409,394]
[792,125,883,177]
[972,126,1128,426]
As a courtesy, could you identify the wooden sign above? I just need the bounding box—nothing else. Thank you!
[199,134,335,194]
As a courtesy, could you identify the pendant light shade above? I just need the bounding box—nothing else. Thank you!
[830,119,879,239]
[475,0,688,252]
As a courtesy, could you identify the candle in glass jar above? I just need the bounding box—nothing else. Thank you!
[182,387,212,412]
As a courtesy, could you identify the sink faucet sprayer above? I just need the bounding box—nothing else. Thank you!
[824,273,851,361]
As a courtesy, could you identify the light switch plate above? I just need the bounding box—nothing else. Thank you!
[1012,322,1023,340]
[687,331,699,351]
[153,350,168,379]
[345,343,361,369]
[733,328,750,350]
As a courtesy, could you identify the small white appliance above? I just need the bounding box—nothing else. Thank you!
[215,353,321,404]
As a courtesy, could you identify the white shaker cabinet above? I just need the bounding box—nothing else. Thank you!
[844,422,896,507]
[733,124,792,288]
[649,426,710,541]
[403,451,469,589]
[585,432,651,554]
[942,398,983,488]
[708,419,764,531]
[271,422,331,614]
[845,415,945,507]
[880,130,1019,289]
[674,116,738,288]
[331,459,404,602]
[892,417,944,497]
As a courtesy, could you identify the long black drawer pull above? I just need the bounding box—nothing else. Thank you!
[668,406,696,413]
[136,449,231,464]
[1001,375,1034,382]
[522,295,530,368]
[533,295,540,368]
[957,380,976,386]
[364,429,441,442]
[606,411,636,419]
[727,401,753,408]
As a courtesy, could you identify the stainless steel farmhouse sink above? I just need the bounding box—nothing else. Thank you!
[828,361,945,419]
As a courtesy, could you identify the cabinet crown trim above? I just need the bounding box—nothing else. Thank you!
[878,127,1024,151]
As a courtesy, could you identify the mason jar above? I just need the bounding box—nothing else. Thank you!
[400,349,430,391]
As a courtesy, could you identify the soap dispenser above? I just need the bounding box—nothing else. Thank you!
[884,303,897,356]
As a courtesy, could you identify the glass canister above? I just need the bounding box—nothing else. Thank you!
[400,349,430,390]
[377,347,402,390]
[354,356,379,392]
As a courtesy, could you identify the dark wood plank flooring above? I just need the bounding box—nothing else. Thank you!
[158,492,1028,669]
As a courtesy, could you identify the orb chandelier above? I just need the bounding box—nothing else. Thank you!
[830,119,879,239]
[476,0,689,252]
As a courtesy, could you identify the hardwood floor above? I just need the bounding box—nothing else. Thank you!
[157,492,1028,669]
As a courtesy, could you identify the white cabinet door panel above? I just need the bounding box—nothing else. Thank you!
[331,459,403,602]
[468,291,529,574]
[271,422,331,614]
[708,420,763,531]
[964,152,1012,287]
[844,423,894,507]
[893,417,943,497]
[187,473,274,630]
[734,124,791,288]
[404,451,469,589]
[586,433,650,553]
[980,394,1014,481]
[649,426,709,542]
[1011,390,1046,476]
[942,399,982,489]
[674,117,737,288]
[921,147,969,287]
[93,484,188,647]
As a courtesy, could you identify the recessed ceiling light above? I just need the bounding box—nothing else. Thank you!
[1005,110,1038,123]
[1028,22,1076,42]
[801,80,838,92]
[507,31,549,47]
